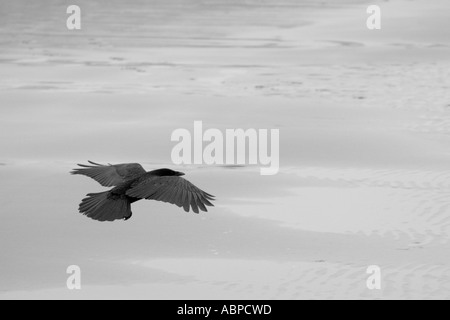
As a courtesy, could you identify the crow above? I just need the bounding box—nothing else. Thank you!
[71,161,215,222]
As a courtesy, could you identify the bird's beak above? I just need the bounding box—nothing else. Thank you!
[177,172,185,176]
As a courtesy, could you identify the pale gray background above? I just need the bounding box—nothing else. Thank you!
[1,0,450,299]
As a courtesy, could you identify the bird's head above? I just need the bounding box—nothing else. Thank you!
[150,168,185,177]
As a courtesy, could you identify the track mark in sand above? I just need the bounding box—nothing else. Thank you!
[324,40,365,48]
[381,264,450,300]
[15,85,60,91]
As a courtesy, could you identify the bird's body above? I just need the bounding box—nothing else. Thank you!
[71,161,215,222]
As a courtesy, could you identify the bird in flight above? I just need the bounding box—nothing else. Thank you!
[71,161,215,222]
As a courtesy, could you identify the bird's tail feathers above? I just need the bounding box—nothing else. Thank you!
[78,191,131,222]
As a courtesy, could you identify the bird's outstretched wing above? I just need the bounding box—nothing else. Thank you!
[71,161,146,187]
[126,176,215,213]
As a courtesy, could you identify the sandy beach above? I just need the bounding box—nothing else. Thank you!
[1,0,450,299]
